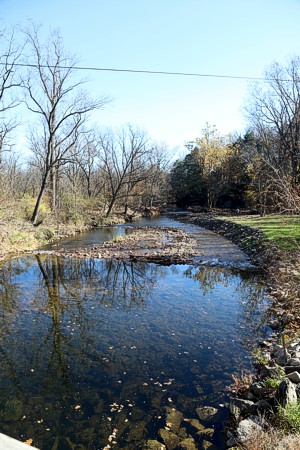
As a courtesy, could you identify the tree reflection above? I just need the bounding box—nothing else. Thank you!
[183,265,270,347]
[0,255,167,448]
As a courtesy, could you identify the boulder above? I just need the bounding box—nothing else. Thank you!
[275,379,298,408]
[286,358,300,367]
[236,417,263,443]
[286,371,300,383]
[250,382,271,399]
[284,366,300,375]
[229,398,256,418]
[256,399,273,413]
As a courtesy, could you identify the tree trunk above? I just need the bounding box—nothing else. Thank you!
[31,172,48,225]
[106,198,116,217]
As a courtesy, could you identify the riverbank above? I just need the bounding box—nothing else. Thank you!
[0,214,128,262]
[186,212,300,449]
[187,213,300,332]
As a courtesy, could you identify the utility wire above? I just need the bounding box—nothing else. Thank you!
[0,61,273,81]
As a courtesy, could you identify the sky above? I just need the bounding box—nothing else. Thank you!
[1,0,300,152]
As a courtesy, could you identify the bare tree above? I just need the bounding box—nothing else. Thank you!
[22,23,109,224]
[245,57,300,211]
[0,26,23,164]
[98,125,153,217]
[72,131,105,199]
[140,143,171,208]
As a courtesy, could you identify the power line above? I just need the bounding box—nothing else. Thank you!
[0,61,271,81]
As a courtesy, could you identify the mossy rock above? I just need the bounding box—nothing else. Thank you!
[176,437,198,449]
[141,440,166,449]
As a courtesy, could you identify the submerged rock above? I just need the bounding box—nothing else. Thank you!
[195,406,219,422]
[176,437,198,449]
[164,406,183,432]
[141,439,166,449]
[201,440,219,450]
[158,428,181,450]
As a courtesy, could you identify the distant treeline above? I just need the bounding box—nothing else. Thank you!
[1,24,300,225]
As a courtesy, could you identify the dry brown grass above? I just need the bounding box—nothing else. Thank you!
[239,427,300,450]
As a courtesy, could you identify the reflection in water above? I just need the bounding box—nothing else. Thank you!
[0,256,269,449]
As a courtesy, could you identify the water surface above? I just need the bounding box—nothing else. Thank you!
[0,216,269,449]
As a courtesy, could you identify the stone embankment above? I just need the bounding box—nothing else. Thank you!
[187,214,300,448]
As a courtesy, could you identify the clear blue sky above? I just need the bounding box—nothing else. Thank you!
[1,0,300,150]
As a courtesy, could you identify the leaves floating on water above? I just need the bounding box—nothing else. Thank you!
[24,438,33,446]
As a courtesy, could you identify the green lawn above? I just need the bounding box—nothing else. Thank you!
[223,215,300,250]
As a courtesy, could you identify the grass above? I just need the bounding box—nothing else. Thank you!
[277,402,300,434]
[223,215,300,250]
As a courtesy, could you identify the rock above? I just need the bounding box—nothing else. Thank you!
[229,398,256,418]
[189,419,206,432]
[250,382,271,399]
[226,435,236,448]
[256,399,273,413]
[259,365,282,378]
[195,427,214,438]
[236,417,263,443]
[282,313,294,326]
[269,320,281,330]
[176,437,198,450]
[164,406,183,432]
[126,422,147,441]
[158,429,181,450]
[141,440,166,449]
[286,371,300,383]
[273,344,283,354]
[275,379,298,408]
[177,428,188,439]
[195,406,219,422]
[286,358,300,366]
[284,366,300,375]
[276,351,291,366]
[131,407,145,421]
[287,342,300,352]
[3,398,23,421]
[201,441,219,450]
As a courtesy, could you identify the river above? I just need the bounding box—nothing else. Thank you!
[0,213,269,449]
